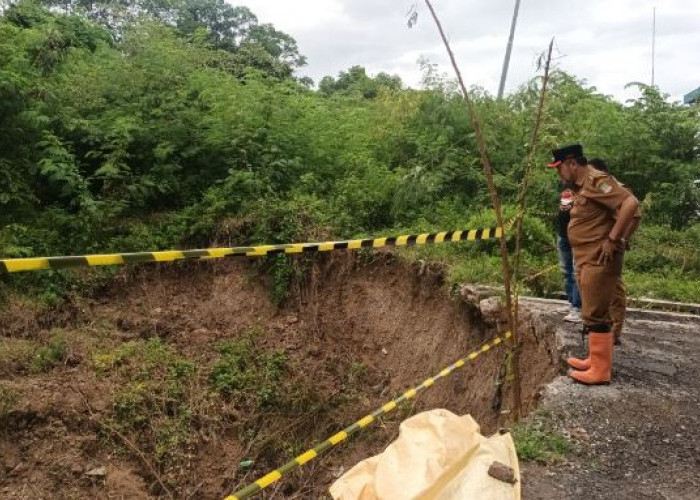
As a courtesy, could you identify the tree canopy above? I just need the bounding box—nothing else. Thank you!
[1,1,698,301]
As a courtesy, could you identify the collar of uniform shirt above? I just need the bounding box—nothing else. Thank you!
[573,165,591,188]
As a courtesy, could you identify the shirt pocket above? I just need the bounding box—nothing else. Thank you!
[571,195,588,217]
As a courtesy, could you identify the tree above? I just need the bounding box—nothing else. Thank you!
[31,0,306,79]
[319,65,402,98]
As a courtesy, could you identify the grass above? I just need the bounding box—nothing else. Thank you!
[96,337,197,465]
[209,332,287,408]
[268,253,296,306]
[0,384,20,419]
[512,411,571,464]
[91,341,139,373]
[96,330,307,471]
[0,335,67,375]
[626,270,700,303]
[0,338,36,374]
[30,335,67,373]
[348,361,366,385]
[393,220,700,304]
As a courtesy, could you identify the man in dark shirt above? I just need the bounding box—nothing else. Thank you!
[557,183,582,322]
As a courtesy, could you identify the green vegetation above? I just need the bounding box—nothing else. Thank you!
[0,384,20,419]
[29,334,66,372]
[348,361,367,386]
[268,254,296,306]
[512,411,571,464]
[0,1,697,303]
[0,334,67,374]
[210,333,287,408]
[98,337,197,465]
[84,329,339,481]
[91,341,139,372]
[0,339,36,375]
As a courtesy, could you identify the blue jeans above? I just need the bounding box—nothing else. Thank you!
[558,235,581,310]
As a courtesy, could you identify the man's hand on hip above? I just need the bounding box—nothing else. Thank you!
[596,238,617,265]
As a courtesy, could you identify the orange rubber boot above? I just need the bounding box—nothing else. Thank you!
[567,355,590,371]
[568,329,590,370]
[570,332,613,385]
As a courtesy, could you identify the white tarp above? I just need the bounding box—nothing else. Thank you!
[329,409,520,500]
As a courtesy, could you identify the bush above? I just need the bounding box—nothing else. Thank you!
[30,334,66,373]
[1,4,697,308]
[100,338,197,465]
[0,384,20,419]
[209,332,287,408]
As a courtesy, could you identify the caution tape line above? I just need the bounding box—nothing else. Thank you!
[0,227,504,273]
[224,331,512,500]
[503,217,515,232]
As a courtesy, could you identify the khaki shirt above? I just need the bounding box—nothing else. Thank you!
[568,166,639,265]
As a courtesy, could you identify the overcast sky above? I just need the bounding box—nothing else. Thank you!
[240,0,699,103]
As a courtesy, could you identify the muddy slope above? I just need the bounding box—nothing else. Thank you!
[0,253,558,498]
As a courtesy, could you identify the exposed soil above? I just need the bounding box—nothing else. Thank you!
[520,302,700,499]
[0,253,559,499]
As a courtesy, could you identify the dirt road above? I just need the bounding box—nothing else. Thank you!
[521,304,700,499]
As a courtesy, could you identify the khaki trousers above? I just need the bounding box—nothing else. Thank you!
[610,279,626,340]
[575,252,624,331]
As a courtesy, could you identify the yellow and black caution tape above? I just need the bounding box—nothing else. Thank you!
[224,331,512,500]
[0,227,504,273]
[503,217,516,233]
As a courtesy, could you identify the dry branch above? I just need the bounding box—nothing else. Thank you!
[423,0,521,417]
[511,40,555,416]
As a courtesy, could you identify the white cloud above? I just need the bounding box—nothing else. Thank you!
[239,0,700,102]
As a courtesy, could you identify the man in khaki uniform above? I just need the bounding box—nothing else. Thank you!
[548,145,641,384]
[589,158,640,345]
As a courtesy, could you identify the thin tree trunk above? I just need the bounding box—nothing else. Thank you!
[512,39,555,385]
[423,0,520,417]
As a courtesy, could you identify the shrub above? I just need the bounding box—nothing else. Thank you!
[209,333,287,408]
[0,384,20,419]
[30,335,66,373]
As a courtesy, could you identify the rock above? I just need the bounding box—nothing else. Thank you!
[479,297,503,323]
[527,309,559,336]
[569,425,590,443]
[487,461,517,484]
[85,466,107,478]
[459,284,495,307]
